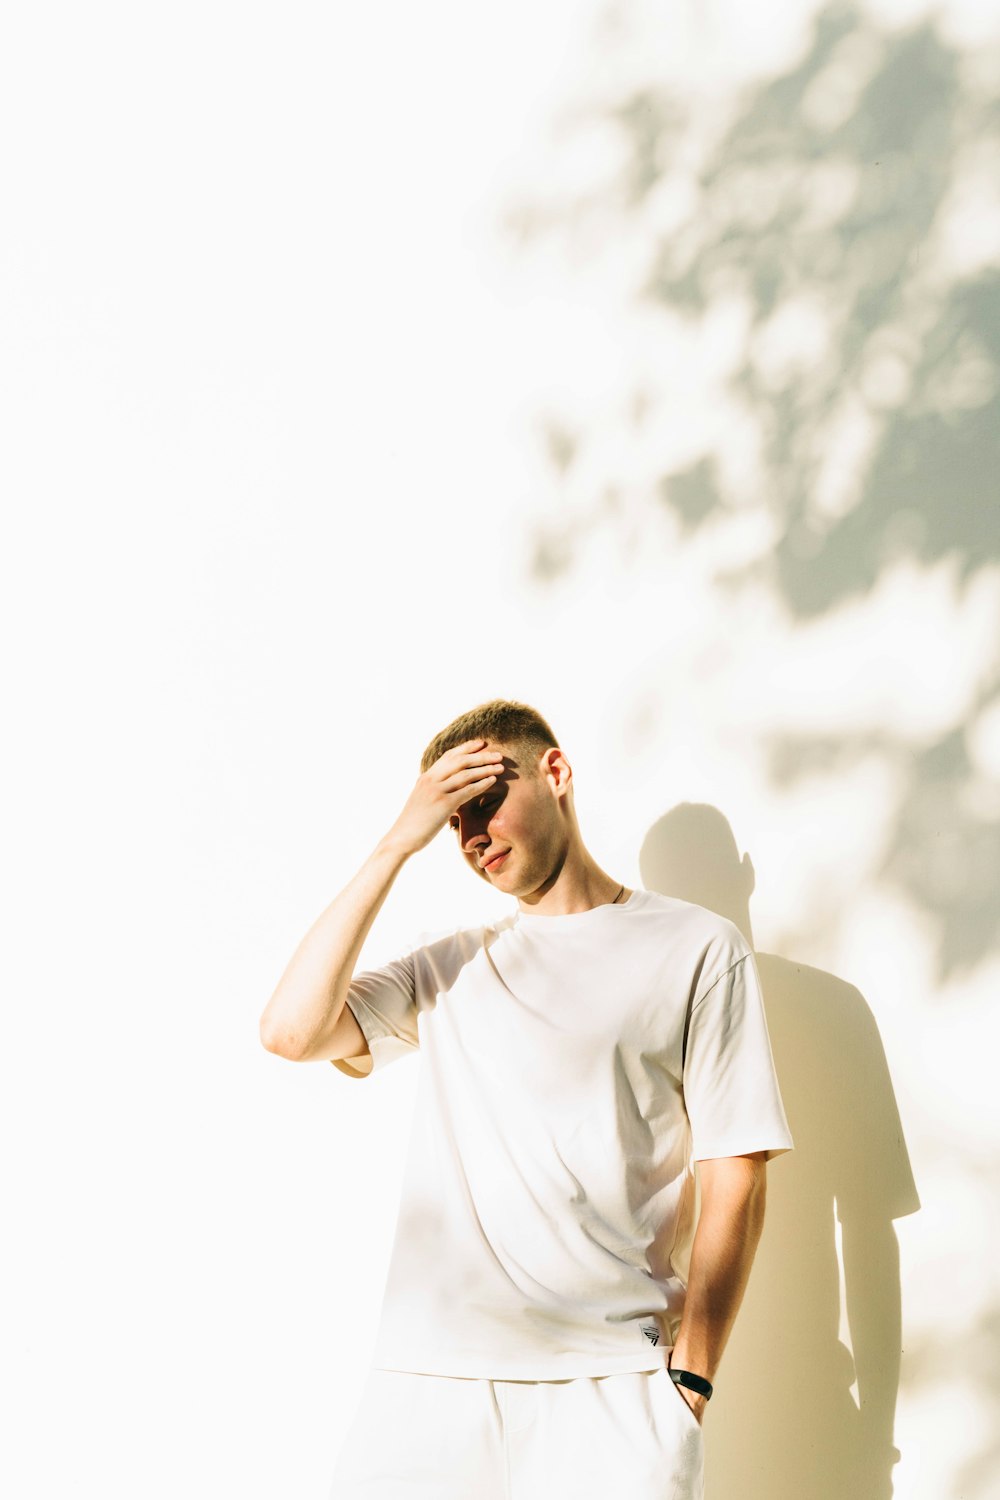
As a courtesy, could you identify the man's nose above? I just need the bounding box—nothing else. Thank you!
[461,821,489,855]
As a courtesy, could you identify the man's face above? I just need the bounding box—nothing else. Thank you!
[447,741,567,893]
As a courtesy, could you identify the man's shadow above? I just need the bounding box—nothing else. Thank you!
[640,803,920,1500]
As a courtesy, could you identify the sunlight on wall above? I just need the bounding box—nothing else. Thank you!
[4,1,999,1497]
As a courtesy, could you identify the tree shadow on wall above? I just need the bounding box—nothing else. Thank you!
[499,0,1000,984]
[640,801,923,1500]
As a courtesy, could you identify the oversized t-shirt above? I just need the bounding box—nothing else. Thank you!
[331,887,794,1379]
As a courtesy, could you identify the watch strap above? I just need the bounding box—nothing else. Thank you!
[669,1366,714,1400]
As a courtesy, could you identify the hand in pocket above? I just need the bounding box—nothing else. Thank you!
[665,1351,706,1429]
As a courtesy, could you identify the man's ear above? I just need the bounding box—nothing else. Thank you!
[541,746,572,795]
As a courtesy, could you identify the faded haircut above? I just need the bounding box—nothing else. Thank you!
[419,699,560,778]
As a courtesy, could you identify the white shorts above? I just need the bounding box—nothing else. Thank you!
[327,1352,705,1499]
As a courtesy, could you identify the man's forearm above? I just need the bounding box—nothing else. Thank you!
[668,1163,767,1401]
[259,835,411,1058]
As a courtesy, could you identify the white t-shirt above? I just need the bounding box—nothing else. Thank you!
[332,887,794,1379]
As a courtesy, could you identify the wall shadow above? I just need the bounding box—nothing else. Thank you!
[640,801,920,1500]
[500,0,1000,980]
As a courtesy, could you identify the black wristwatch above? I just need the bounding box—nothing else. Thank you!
[668,1362,714,1400]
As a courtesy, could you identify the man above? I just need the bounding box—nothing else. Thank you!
[260,699,794,1499]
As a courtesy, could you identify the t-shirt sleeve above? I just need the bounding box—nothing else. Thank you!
[683,950,794,1162]
[330,948,420,1080]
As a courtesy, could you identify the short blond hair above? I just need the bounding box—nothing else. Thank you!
[420,698,560,778]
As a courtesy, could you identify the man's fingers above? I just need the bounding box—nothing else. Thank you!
[439,760,504,792]
[442,739,490,765]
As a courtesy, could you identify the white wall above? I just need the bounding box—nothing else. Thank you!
[3,1,999,1496]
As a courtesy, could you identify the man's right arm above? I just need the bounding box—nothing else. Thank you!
[258,837,413,1063]
[258,738,505,1065]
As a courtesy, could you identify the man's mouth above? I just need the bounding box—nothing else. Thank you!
[482,850,510,872]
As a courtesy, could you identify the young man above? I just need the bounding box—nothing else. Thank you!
[260,700,794,1499]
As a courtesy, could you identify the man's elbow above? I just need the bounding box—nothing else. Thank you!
[259,1017,304,1059]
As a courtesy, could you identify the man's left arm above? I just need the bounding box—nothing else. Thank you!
[665,1150,768,1424]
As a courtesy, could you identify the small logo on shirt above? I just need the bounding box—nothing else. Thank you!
[640,1323,660,1346]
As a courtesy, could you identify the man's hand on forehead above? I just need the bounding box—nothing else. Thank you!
[384,739,507,857]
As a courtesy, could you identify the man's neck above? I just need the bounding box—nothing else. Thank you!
[518,863,631,917]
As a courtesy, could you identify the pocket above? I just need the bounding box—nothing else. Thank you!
[660,1353,703,1432]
